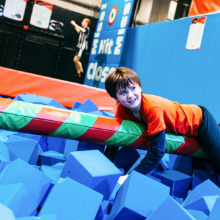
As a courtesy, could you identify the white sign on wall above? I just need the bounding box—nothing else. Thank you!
[3,0,27,21]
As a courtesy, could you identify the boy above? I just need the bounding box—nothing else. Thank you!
[71,18,91,78]
[104,67,220,175]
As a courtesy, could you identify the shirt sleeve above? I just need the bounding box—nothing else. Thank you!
[134,129,166,175]
[115,103,131,120]
[143,107,166,136]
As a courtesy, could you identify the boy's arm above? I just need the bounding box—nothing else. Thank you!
[104,145,119,162]
[71,20,86,33]
[134,129,165,175]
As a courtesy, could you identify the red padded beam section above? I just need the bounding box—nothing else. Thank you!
[20,107,71,135]
[0,67,116,110]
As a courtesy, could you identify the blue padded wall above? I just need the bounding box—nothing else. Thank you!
[120,13,220,122]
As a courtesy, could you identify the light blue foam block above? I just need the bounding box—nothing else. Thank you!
[0,203,16,220]
[209,197,220,220]
[15,133,47,152]
[47,137,66,154]
[153,170,192,199]
[41,166,62,184]
[39,177,103,220]
[38,150,65,166]
[0,160,11,173]
[192,169,220,189]
[182,179,220,207]
[60,150,122,200]
[95,200,113,220]
[64,139,105,160]
[51,162,65,170]
[0,183,35,218]
[17,215,56,220]
[109,171,170,219]
[72,101,82,110]
[187,210,208,220]
[0,158,52,208]
[184,195,219,216]
[147,196,195,220]
[3,135,43,165]
[0,140,10,161]
[38,96,67,110]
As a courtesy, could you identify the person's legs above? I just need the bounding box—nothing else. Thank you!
[196,106,220,172]
[73,52,83,77]
[73,55,81,74]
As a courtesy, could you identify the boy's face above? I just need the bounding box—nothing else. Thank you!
[116,82,142,112]
[81,20,88,28]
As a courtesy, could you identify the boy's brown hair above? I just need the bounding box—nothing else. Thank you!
[84,18,91,26]
[105,67,141,99]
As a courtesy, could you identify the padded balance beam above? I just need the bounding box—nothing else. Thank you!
[0,98,208,159]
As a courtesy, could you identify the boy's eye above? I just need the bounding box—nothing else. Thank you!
[120,91,126,95]
[131,87,136,90]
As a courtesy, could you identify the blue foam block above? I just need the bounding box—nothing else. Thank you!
[89,111,105,116]
[0,183,35,217]
[39,177,103,220]
[64,140,105,159]
[169,154,192,176]
[38,96,67,110]
[0,158,52,208]
[72,101,82,110]
[0,140,10,160]
[51,162,65,170]
[187,210,208,220]
[209,197,220,220]
[101,111,115,118]
[192,169,220,189]
[60,150,122,200]
[147,196,195,220]
[184,195,219,216]
[15,133,47,152]
[109,171,170,219]
[41,165,62,184]
[38,150,65,166]
[0,203,16,220]
[47,137,66,154]
[182,179,220,207]
[3,135,43,165]
[114,147,140,174]
[0,160,11,173]
[78,98,99,113]
[95,200,113,220]
[17,215,56,220]
[153,170,192,198]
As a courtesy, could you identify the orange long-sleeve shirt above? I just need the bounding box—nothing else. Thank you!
[115,94,202,137]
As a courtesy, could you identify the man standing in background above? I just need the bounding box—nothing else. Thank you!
[71,18,91,78]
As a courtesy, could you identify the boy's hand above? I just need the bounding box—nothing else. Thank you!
[118,174,129,185]
[71,20,76,26]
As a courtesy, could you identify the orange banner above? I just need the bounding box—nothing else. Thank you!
[189,0,220,16]
[0,67,116,110]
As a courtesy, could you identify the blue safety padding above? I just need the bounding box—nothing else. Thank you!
[192,169,220,189]
[153,170,192,199]
[200,17,220,123]
[184,195,219,216]
[109,171,170,219]
[209,198,220,220]
[147,196,195,220]
[60,150,121,200]
[84,62,119,89]
[182,179,220,208]
[97,0,135,32]
[39,178,103,220]
[0,158,52,208]
[38,150,65,166]
[0,183,35,218]
[89,29,127,64]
